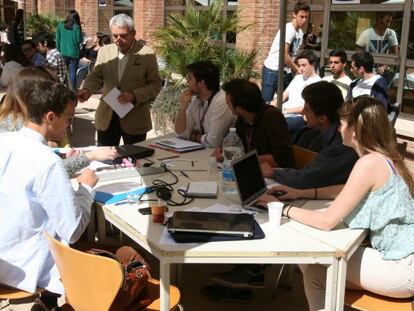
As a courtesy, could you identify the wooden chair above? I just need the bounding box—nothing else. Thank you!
[0,285,43,310]
[144,278,182,311]
[44,233,182,311]
[44,232,123,311]
[345,289,414,311]
[293,145,318,169]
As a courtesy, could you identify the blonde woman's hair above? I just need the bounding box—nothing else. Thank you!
[0,67,56,127]
[340,95,414,197]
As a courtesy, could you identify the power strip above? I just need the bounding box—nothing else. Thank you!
[96,167,141,182]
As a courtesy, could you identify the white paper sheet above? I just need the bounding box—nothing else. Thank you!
[103,87,134,118]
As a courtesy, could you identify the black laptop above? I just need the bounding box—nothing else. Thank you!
[232,150,268,212]
[115,144,155,160]
[167,211,255,238]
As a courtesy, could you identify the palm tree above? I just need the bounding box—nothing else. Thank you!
[151,0,258,134]
[154,0,258,82]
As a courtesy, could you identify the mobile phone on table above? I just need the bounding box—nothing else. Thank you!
[138,207,152,215]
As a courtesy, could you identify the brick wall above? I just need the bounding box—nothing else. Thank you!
[76,0,99,37]
[38,0,56,15]
[237,0,280,72]
[134,0,164,46]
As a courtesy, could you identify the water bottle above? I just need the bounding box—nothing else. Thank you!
[222,128,244,195]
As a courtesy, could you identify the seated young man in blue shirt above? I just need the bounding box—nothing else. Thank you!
[0,78,98,310]
[263,80,359,189]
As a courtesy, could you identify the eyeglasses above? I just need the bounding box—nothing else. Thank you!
[22,47,33,53]
[60,113,75,124]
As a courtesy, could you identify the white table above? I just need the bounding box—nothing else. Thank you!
[97,144,366,311]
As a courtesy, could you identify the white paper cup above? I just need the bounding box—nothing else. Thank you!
[267,202,284,228]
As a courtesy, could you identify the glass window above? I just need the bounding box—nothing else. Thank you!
[328,11,402,54]
[408,16,414,60]
[114,0,132,7]
[401,67,414,113]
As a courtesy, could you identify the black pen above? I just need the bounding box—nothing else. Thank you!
[180,170,191,180]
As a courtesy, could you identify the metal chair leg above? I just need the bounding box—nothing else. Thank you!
[272,264,286,298]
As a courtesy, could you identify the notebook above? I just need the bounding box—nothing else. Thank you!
[153,137,205,153]
[186,181,218,198]
[167,211,255,237]
[232,150,269,212]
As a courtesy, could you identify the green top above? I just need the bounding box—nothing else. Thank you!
[344,157,414,260]
[56,22,82,59]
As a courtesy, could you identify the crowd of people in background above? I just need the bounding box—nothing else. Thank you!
[0,2,413,311]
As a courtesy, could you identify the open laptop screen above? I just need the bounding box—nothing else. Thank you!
[232,150,267,205]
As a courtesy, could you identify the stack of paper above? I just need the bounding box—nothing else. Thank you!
[152,137,205,153]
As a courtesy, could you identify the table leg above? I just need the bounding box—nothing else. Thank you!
[160,262,171,311]
[335,258,347,311]
[325,259,339,310]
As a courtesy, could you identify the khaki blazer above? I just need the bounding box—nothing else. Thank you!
[82,40,162,135]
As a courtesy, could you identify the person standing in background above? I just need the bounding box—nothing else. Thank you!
[56,10,83,90]
[261,1,310,104]
[7,9,24,45]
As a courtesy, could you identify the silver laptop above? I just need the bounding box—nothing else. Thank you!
[167,211,255,237]
[232,150,269,212]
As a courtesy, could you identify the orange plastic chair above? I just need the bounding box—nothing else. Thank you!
[44,232,123,311]
[44,233,182,311]
[144,278,182,311]
[293,145,318,169]
[0,285,43,309]
[345,289,414,311]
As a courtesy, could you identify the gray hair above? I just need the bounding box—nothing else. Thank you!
[109,14,135,32]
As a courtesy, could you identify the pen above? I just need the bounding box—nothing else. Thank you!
[191,160,194,167]
[114,200,128,206]
[158,155,180,161]
[180,170,191,180]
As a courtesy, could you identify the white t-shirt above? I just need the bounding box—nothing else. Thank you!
[351,75,381,98]
[323,75,352,100]
[283,74,321,109]
[356,28,398,54]
[263,22,303,72]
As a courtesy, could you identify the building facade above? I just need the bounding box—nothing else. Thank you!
[1,0,413,113]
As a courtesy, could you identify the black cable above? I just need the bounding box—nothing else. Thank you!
[138,166,194,206]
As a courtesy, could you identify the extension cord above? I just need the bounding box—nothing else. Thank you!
[96,167,141,182]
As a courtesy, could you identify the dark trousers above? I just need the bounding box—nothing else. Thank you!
[97,113,147,146]
[63,56,79,90]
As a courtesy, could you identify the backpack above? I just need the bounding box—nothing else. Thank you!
[88,246,152,310]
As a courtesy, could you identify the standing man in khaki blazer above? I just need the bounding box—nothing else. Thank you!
[77,13,162,146]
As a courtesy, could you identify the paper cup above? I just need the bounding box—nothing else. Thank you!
[150,200,167,223]
[267,202,284,228]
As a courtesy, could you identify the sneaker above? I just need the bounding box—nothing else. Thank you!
[200,284,253,303]
[211,265,265,288]
[31,298,61,311]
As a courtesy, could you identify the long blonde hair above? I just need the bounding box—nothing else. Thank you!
[0,67,56,127]
[340,95,414,197]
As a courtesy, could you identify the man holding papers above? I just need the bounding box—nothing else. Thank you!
[175,61,234,148]
[77,13,162,146]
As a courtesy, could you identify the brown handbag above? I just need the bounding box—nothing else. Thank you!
[88,246,152,310]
